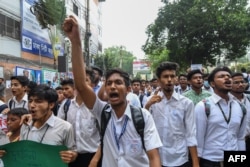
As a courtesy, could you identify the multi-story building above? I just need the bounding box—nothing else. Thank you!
[0,0,103,99]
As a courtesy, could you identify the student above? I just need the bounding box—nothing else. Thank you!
[183,70,211,105]
[229,73,250,151]
[57,68,100,167]
[20,85,77,163]
[195,67,247,167]
[53,86,65,116]
[8,76,29,110]
[63,15,162,167]
[6,108,29,142]
[145,62,199,167]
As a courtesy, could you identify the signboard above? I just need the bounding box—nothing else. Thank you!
[21,0,53,58]
[15,66,41,84]
[42,69,59,88]
[0,140,67,167]
[191,64,202,71]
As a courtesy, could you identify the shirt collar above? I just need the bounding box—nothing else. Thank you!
[28,113,55,129]
[161,90,179,102]
[211,93,233,104]
[111,103,132,121]
[13,93,28,102]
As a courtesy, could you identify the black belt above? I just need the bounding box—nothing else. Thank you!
[200,158,223,167]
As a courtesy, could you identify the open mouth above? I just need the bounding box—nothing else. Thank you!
[109,92,119,101]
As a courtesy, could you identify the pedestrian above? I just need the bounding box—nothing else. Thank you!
[57,68,100,167]
[195,67,247,167]
[8,76,29,110]
[229,72,250,151]
[145,61,199,167]
[63,15,162,167]
[183,70,211,105]
[6,108,29,142]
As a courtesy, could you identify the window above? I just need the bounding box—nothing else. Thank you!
[73,3,78,16]
[0,13,20,40]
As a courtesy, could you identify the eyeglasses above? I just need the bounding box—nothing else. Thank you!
[233,81,247,85]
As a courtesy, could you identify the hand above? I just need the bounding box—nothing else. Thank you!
[19,114,32,125]
[0,150,6,158]
[60,150,78,163]
[1,108,9,115]
[63,16,81,43]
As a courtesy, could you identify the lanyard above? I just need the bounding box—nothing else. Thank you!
[217,102,232,124]
[12,101,26,109]
[26,124,50,143]
[112,116,129,151]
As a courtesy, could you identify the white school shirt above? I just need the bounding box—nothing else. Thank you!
[20,114,76,150]
[195,93,246,162]
[8,93,28,110]
[229,93,250,137]
[90,98,162,167]
[148,91,197,166]
[57,98,100,153]
[126,92,141,107]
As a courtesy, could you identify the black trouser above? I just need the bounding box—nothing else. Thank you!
[162,161,190,167]
[69,152,101,167]
[200,158,223,167]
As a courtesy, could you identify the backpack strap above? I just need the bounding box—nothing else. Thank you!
[139,95,144,108]
[99,104,146,164]
[100,104,112,166]
[130,105,146,151]
[8,99,14,109]
[202,98,210,117]
[63,99,71,121]
[237,102,246,127]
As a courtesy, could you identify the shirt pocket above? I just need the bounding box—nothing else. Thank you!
[80,117,98,137]
[124,138,143,156]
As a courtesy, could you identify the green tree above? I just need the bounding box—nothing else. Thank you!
[143,0,250,68]
[30,0,66,68]
[94,46,136,76]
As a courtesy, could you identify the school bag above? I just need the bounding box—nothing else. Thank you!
[100,104,146,162]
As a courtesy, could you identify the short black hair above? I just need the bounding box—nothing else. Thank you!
[208,66,232,84]
[131,78,141,84]
[231,72,244,78]
[60,78,74,87]
[8,108,29,118]
[178,74,187,80]
[187,70,203,81]
[11,76,29,86]
[27,81,37,90]
[156,61,179,78]
[86,67,95,84]
[28,85,58,103]
[203,73,209,79]
[150,78,157,82]
[55,86,63,91]
[92,66,103,77]
[241,67,247,73]
[105,68,130,87]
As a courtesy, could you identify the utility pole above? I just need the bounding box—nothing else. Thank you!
[119,46,123,69]
[85,0,91,67]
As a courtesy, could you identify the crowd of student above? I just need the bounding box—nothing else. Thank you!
[0,15,249,167]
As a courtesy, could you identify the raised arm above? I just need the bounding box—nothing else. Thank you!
[63,16,96,109]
